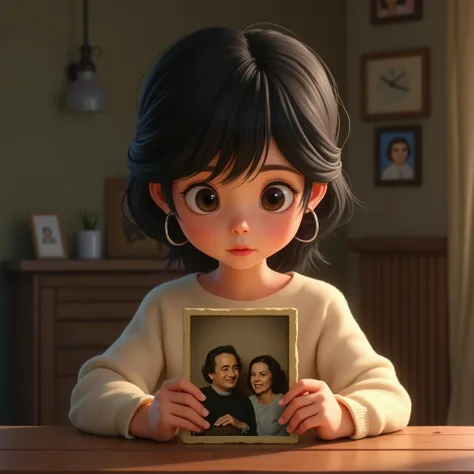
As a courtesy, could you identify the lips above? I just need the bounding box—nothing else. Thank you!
[227,246,255,256]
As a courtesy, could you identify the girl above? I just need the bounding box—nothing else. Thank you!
[248,355,289,436]
[69,25,411,442]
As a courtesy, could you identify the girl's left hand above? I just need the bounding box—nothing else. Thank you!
[277,379,355,440]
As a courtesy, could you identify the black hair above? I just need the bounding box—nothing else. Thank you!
[386,137,411,162]
[247,355,289,395]
[201,345,242,384]
[126,25,355,274]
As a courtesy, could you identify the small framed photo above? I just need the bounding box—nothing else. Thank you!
[361,48,430,121]
[182,307,298,445]
[30,213,67,259]
[371,0,423,25]
[375,125,422,186]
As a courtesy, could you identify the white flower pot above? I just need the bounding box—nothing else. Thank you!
[77,230,102,260]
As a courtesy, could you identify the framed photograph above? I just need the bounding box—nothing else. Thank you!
[182,307,298,445]
[105,177,168,259]
[361,48,430,121]
[370,0,423,25]
[30,213,67,259]
[375,125,422,186]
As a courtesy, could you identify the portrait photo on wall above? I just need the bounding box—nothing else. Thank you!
[181,307,298,444]
[370,0,423,25]
[374,125,422,186]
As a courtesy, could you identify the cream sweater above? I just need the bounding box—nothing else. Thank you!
[69,272,411,440]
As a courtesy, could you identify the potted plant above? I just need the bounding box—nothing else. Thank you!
[77,209,101,259]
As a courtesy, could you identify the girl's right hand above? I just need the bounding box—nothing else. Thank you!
[133,377,210,441]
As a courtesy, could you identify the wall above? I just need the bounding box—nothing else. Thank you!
[0,0,347,424]
[345,0,447,310]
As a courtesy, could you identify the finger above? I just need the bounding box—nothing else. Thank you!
[214,415,227,426]
[295,414,323,435]
[279,392,322,425]
[165,413,206,433]
[164,378,206,402]
[278,379,326,407]
[169,391,209,418]
[169,404,210,431]
[285,404,321,434]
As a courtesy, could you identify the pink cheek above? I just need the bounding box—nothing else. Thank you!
[265,213,301,240]
[180,215,216,244]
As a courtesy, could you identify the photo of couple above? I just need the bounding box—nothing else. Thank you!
[195,345,289,437]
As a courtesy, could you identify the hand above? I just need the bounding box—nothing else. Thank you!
[129,377,210,442]
[214,414,245,431]
[278,379,355,440]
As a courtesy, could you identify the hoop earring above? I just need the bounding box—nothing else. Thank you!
[164,213,188,247]
[294,208,319,243]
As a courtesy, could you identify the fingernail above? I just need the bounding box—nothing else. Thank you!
[278,399,285,406]
[203,409,209,416]
[204,421,210,428]
[278,417,284,425]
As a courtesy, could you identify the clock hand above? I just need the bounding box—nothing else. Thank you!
[380,75,395,87]
[392,83,409,92]
[392,71,406,84]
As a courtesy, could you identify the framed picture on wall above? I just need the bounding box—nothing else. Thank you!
[374,125,422,186]
[182,307,298,445]
[361,48,430,121]
[105,177,169,259]
[30,213,68,259]
[370,0,423,25]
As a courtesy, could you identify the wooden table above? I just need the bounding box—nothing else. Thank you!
[0,426,473,473]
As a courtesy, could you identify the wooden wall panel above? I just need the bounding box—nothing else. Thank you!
[349,237,449,426]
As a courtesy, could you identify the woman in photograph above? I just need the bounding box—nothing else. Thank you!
[247,355,289,436]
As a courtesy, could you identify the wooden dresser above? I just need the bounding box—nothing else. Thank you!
[4,259,186,426]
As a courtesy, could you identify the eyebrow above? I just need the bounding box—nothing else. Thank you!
[202,164,298,174]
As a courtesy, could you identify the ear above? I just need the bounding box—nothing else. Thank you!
[307,182,328,212]
[208,373,215,381]
[149,183,171,214]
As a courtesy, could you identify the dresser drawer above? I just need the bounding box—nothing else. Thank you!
[56,348,106,376]
[56,321,129,348]
[56,301,141,321]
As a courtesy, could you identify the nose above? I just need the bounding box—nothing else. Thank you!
[229,217,250,235]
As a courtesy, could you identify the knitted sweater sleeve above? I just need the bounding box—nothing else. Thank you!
[316,289,412,439]
[68,289,164,439]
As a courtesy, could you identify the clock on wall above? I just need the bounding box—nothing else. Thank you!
[360,48,430,121]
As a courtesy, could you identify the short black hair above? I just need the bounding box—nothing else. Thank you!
[247,355,289,394]
[201,345,242,384]
[126,25,355,274]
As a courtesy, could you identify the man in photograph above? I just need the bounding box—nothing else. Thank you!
[199,345,257,436]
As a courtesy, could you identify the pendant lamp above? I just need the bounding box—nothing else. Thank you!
[65,0,107,112]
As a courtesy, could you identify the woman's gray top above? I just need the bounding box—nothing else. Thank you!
[249,393,289,436]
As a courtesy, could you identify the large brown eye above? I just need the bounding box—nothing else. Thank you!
[260,184,294,212]
[184,185,219,214]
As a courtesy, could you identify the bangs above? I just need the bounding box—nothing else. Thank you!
[165,62,273,186]
[159,49,342,189]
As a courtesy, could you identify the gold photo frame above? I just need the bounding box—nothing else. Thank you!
[182,307,298,445]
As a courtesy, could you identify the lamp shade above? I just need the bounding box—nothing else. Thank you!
[66,70,107,113]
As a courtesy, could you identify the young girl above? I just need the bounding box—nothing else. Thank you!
[248,355,289,436]
[69,25,411,442]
